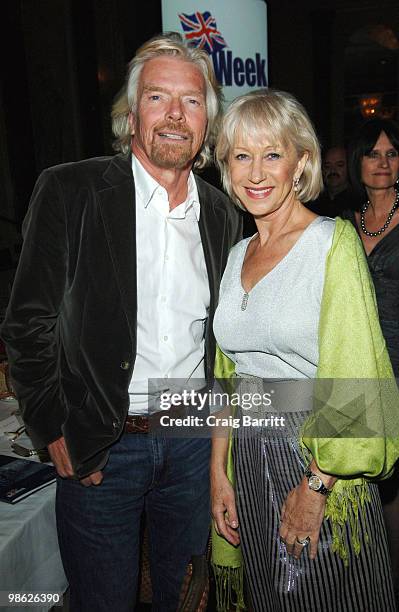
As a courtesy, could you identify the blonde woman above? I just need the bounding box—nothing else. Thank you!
[211,89,398,612]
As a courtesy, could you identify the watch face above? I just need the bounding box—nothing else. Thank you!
[308,475,322,491]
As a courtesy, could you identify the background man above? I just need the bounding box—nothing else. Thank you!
[1,32,241,611]
[307,145,355,216]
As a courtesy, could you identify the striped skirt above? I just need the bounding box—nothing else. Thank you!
[233,410,396,612]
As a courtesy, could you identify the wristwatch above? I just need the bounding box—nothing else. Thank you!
[304,467,331,496]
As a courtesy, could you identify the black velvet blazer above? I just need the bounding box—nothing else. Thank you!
[1,153,242,477]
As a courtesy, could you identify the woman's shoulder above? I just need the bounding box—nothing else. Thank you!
[310,215,362,247]
[333,216,361,242]
[228,235,254,257]
[302,216,336,249]
[311,215,336,234]
[326,216,366,265]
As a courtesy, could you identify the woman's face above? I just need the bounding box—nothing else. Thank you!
[228,130,307,219]
[361,131,399,192]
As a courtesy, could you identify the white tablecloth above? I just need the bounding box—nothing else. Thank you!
[0,400,68,612]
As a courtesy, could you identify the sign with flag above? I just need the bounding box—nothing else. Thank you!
[178,11,228,54]
[161,0,268,105]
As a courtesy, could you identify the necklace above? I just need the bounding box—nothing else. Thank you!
[360,189,399,237]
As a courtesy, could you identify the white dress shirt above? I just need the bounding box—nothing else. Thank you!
[128,156,210,414]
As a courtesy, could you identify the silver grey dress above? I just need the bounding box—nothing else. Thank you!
[213,217,395,612]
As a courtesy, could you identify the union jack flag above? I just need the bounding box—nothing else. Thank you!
[178,11,228,54]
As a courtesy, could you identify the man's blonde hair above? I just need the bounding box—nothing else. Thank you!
[111,32,223,170]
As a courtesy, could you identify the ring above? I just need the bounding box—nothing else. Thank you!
[295,536,310,547]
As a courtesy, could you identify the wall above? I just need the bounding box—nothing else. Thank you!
[1,0,398,227]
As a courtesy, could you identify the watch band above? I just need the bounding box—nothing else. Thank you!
[304,467,331,496]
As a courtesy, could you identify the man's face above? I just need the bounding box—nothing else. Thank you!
[130,56,208,172]
[322,147,348,194]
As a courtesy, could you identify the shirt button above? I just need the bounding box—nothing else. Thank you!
[165,255,169,261]
[163,336,168,341]
[120,361,130,370]
[161,296,166,302]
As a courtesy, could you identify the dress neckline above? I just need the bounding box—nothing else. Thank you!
[348,209,399,258]
[240,216,325,296]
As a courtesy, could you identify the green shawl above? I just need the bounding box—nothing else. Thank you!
[211,217,399,611]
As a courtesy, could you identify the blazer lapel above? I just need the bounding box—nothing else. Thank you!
[98,154,137,342]
[196,176,229,378]
[196,176,227,314]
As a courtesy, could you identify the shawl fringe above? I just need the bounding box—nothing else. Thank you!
[211,562,246,611]
[325,480,371,564]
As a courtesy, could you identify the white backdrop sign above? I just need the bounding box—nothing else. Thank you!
[161,0,268,104]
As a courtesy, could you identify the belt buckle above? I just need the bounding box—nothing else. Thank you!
[125,414,150,434]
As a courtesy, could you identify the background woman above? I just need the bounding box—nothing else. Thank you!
[344,119,399,380]
[211,89,398,611]
[343,117,399,604]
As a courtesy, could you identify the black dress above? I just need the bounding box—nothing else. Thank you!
[343,208,399,598]
[342,209,399,376]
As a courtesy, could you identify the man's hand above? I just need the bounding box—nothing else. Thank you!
[47,436,74,477]
[47,436,103,486]
[80,471,103,487]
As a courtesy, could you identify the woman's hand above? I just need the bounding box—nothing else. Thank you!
[279,478,327,560]
[211,468,240,546]
[210,406,239,546]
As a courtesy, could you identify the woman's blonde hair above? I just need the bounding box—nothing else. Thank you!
[111,32,223,170]
[215,88,323,207]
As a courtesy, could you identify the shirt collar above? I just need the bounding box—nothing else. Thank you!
[132,154,200,220]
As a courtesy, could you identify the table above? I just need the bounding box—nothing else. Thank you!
[0,399,68,612]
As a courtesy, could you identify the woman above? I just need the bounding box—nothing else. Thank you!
[344,119,399,377]
[210,89,399,612]
[343,117,399,603]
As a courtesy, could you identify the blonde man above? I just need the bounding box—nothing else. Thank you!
[2,32,241,611]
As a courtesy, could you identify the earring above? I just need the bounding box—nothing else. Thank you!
[293,177,300,192]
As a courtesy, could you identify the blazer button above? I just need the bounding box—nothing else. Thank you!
[120,361,130,370]
[112,420,120,430]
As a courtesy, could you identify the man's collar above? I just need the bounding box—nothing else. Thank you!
[132,154,200,220]
[186,173,200,220]
[132,155,160,209]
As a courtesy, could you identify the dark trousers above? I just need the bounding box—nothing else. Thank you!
[56,433,211,612]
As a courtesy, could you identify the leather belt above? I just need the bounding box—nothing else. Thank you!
[124,415,150,434]
[124,406,191,434]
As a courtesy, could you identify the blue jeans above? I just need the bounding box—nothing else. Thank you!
[56,433,211,612]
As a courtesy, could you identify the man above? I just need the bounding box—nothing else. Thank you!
[1,33,241,611]
[323,145,348,200]
[307,145,355,216]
